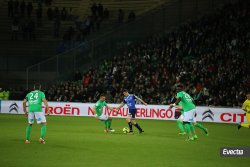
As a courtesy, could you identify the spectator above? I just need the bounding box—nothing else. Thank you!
[75,91,82,102]
[103,8,109,20]
[8,0,14,18]
[128,11,135,22]
[61,7,67,20]
[97,3,103,16]
[54,7,59,19]
[193,90,202,104]
[47,8,53,20]
[20,0,25,17]
[26,2,33,19]
[118,9,124,23]
[53,19,61,38]
[105,91,113,102]
[94,90,100,100]
[68,7,75,20]
[91,3,97,16]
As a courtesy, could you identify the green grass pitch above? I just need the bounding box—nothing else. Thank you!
[0,114,249,167]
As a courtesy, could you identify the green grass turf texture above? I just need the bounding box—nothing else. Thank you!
[0,114,249,167]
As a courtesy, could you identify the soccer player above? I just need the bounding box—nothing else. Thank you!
[116,89,147,134]
[23,83,51,144]
[238,92,250,129]
[173,96,209,139]
[93,93,116,132]
[170,85,197,141]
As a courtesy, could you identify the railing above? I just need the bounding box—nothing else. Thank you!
[26,0,232,89]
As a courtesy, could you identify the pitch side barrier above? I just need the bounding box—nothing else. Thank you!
[0,100,247,124]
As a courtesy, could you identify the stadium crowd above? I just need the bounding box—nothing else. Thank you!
[14,0,249,107]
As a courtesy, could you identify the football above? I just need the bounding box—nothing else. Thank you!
[123,127,129,133]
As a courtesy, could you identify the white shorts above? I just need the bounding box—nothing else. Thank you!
[96,114,108,121]
[178,114,184,120]
[183,109,196,122]
[28,112,46,124]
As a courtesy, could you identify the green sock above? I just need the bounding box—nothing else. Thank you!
[195,123,206,132]
[41,125,47,140]
[190,123,196,136]
[26,126,32,141]
[104,121,108,130]
[177,120,185,132]
[108,121,112,129]
[184,123,192,138]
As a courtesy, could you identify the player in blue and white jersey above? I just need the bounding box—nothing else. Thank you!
[116,89,147,134]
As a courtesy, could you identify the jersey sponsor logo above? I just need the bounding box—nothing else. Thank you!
[202,109,214,121]
[9,102,19,113]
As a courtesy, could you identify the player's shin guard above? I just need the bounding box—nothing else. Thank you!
[190,123,196,136]
[128,122,133,131]
[177,120,185,132]
[195,123,206,132]
[26,126,32,141]
[108,121,112,129]
[133,123,142,131]
[241,124,250,129]
[41,125,47,140]
[183,122,192,138]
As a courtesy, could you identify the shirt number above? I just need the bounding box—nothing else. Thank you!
[30,93,38,100]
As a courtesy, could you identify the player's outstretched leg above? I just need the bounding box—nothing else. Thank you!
[190,123,197,139]
[26,124,32,143]
[132,120,144,134]
[183,122,194,141]
[39,122,47,144]
[194,122,209,136]
[238,122,250,129]
[177,120,185,135]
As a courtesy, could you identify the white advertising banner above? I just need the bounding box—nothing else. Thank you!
[0,100,248,124]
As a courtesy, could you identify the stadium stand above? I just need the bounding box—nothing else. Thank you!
[15,0,249,107]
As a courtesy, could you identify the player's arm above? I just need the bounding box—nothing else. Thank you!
[192,100,196,105]
[42,98,51,115]
[23,98,28,117]
[169,97,182,109]
[137,98,147,106]
[116,103,125,109]
[174,104,183,110]
[106,105,117,111]
[92,106,99,119]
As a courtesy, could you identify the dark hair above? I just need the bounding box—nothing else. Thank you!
[123,89,128,92]
[100,93,106,97]
[34,83,41,90]
[247,92,250,95]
